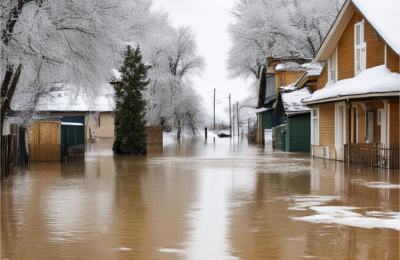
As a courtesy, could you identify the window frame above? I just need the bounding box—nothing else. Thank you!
[354,20,367,76]
[327,46,338,84]
[377,108,383,125]
[311,108,320,146]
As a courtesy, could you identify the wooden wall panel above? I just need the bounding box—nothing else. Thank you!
[357,105,366,143]
[29,121,61,162]
[364,20,385,69]
[275,70,305,91]
[390,99,399,144]
[319,103,335,153]
[338,11,386,81]
[316,67,328,91]
[387,47,400,73]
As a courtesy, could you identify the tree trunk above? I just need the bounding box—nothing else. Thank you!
[177,120,181,139]
[1,65,22,130]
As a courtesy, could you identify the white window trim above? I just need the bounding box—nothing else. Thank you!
[355,107,359,143]
[327,46,338,84]
[354,20,366,76]
[311,108,320,146]
[384,45,387,66]
[377,108,383,125]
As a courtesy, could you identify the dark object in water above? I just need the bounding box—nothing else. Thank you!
[218,133,231,138]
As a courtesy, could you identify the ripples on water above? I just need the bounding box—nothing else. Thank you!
[1,137,399,260]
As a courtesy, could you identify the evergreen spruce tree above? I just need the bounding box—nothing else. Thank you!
[113,45,150,154]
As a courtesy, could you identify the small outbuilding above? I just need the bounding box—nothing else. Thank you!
[274,85,312,152]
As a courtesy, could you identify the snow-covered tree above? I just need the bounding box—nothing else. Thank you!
[1,0,156,128]
[227,0,344,81]
[141,24,206,138]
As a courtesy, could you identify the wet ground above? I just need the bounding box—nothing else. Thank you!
[1,137,399,260]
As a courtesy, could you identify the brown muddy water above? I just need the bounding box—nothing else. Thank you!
[1,137,399,260]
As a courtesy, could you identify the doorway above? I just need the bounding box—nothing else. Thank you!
[335,102,346,161]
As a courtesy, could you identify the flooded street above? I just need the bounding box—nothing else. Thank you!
[1,137,399,260]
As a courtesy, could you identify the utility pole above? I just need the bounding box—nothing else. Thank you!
[237,101,239,139]
[228,94,232,138]
[213,88,216,130]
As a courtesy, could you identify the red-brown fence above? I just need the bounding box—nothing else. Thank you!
[348,143,399,169]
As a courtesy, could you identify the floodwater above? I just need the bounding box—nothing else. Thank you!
[1,137,399,260]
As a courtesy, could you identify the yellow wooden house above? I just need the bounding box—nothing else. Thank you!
[303,0,399,168]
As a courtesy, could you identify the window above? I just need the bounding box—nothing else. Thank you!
[355,21,366,76]
[328,47,338,83]
[311,108,319,145]
[377,109,383,125]
[265,74,276,104]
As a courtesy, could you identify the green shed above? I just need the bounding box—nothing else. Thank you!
[257,109,281,141]
[61,122,85,160]
[274,86,312,152]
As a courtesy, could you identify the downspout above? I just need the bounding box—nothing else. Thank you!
[347,99,352,163]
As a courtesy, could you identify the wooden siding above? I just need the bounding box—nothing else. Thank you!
[337,11,388,80]
[390,99,399,144]
[387,47,400,73]
[275,70,305,91]
[86,113,115,139]
[316,67,328,91]
[288,114,311,152]
[364,18,385,69]
[257,113,262,143]
[29,121,61,162]
[319,103,335,148]
[356,104,366,143]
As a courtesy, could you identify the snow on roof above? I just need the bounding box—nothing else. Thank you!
[304,65,400,103]
[280,85,312,115]
[111,69,122,81]
[61,122,84,126]
[275,62,323,73]
[255,107,271,114]
[12,83,115,112]
[352,0,400,55]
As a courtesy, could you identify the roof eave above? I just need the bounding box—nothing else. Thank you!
[304,92,400,105]
[313,0,355,63]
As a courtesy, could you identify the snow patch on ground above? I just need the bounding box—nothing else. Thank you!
[364,182,400,189]
[288,196,337,211]
[288,196,400,231]
[350,179,400,189]
[157,248,185,253]
[293,206,400,231]
[117,247,132,251]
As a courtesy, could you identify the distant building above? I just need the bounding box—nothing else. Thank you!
[255,57,319,145]
[12,82,116,140]
[273,63,324,152]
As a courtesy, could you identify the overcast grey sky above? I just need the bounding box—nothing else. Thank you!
[152,0,250,123]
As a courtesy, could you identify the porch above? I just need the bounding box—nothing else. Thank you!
[345,143,400,169]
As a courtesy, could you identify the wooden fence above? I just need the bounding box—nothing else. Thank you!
[348,143,399,169]
[1,131,18,181]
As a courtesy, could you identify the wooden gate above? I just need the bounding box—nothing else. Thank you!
[29,121,61,162]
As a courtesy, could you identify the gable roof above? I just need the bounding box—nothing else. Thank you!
[275,85,312,117]
[314,0,400,62]
[12,83,115,113]
[352,0,399,55]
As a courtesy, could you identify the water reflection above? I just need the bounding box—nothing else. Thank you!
[1,138,399,260]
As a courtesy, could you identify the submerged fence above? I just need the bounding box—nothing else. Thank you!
[1,133,18,181]
[348,143,399,169]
